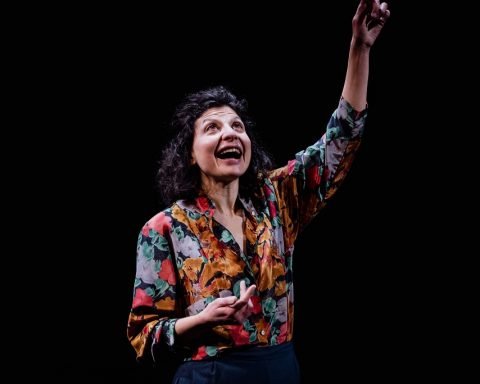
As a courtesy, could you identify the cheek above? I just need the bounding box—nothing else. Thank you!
[245,138,252,162]
[192,139,216,162]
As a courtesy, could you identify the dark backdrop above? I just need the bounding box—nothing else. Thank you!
[30,1,423,382]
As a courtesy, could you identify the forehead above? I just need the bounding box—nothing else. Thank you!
[197,106,239,122]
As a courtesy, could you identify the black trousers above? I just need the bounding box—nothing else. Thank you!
[172,342,300,384]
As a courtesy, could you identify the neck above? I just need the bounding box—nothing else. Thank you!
[202,180,240,216]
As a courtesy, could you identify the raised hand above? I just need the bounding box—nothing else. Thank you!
[353,0,390,47]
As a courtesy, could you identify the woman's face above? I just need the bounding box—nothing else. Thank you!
[192,106,252,188]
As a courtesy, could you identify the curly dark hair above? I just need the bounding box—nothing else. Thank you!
[156,86,273,206]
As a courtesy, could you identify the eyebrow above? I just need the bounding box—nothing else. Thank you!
[201,115,242,125]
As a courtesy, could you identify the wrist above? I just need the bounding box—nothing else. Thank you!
[195,311,209,327]
[350,37,372,51]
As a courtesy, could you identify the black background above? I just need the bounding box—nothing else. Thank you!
[23,1,435,382]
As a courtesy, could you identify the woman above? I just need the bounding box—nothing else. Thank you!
[127,1,390,383]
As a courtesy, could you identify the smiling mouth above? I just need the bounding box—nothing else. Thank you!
[215,147,242,160]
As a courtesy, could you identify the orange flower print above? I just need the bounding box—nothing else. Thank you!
[154,296,175,311]
[275,279,286,296]
[222,248,245,277]
[182,258,204,282]
[255,318,270,343]
[199,261,223,290]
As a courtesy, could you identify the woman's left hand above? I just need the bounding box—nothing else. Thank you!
[353,0,390,47]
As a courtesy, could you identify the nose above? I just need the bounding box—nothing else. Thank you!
[221,124,240,141]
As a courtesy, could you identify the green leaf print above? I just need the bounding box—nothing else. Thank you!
[206,346,218,356]
[173,226,184,241]
[326,126,340,140]
[153,235,169,251]
[272,216,282,227]
[262,297,276,316]
[176,257,183,269]
[221,230,233,243]
[243,320,255,331]
[233,279,250,298]
[154,259,161,273]
[142,242,154,260]
[155,279,169,296]
[187,211,201,220]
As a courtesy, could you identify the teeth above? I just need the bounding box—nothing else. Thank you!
[218,148,241,155]
[216,147,242,159]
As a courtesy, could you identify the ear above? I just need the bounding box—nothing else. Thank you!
[190,152,196,165]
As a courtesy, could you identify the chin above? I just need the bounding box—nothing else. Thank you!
[219,172,245,182]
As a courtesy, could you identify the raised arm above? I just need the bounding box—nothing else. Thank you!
[342,0,390,110]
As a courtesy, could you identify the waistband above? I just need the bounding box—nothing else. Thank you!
[215,342,295,361]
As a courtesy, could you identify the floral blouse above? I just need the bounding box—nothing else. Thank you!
[127,98,366,367]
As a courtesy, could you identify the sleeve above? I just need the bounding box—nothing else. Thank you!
[126,216,182,366]
[268,97,367,241]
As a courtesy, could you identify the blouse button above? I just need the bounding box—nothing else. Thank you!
[260,330,265,336]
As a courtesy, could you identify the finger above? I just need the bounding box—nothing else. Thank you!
[239,280,246,296]
[358,0,368,11]
[217,306,237,318]
[230,285,256,309]
[380,2,388,13]
[242,284,256,300]
[356,0,369,18]
[371,0,381,18]
[218,296,237,307]
[356,0,373,25]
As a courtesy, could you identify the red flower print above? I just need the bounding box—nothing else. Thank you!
[196,197,210,213]
[306,165,321,189]
[158,259,176,285]
[148,212,172,236]
[192,346,208,360]
[132,288,153,308]
[225,325,250,346]
[262,184,272,199]
[250,295,262,315]
[288,159,296,175]
[268,201,277,217]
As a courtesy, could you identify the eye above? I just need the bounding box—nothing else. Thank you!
[205,123,218,132]
[232,121,245,131]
